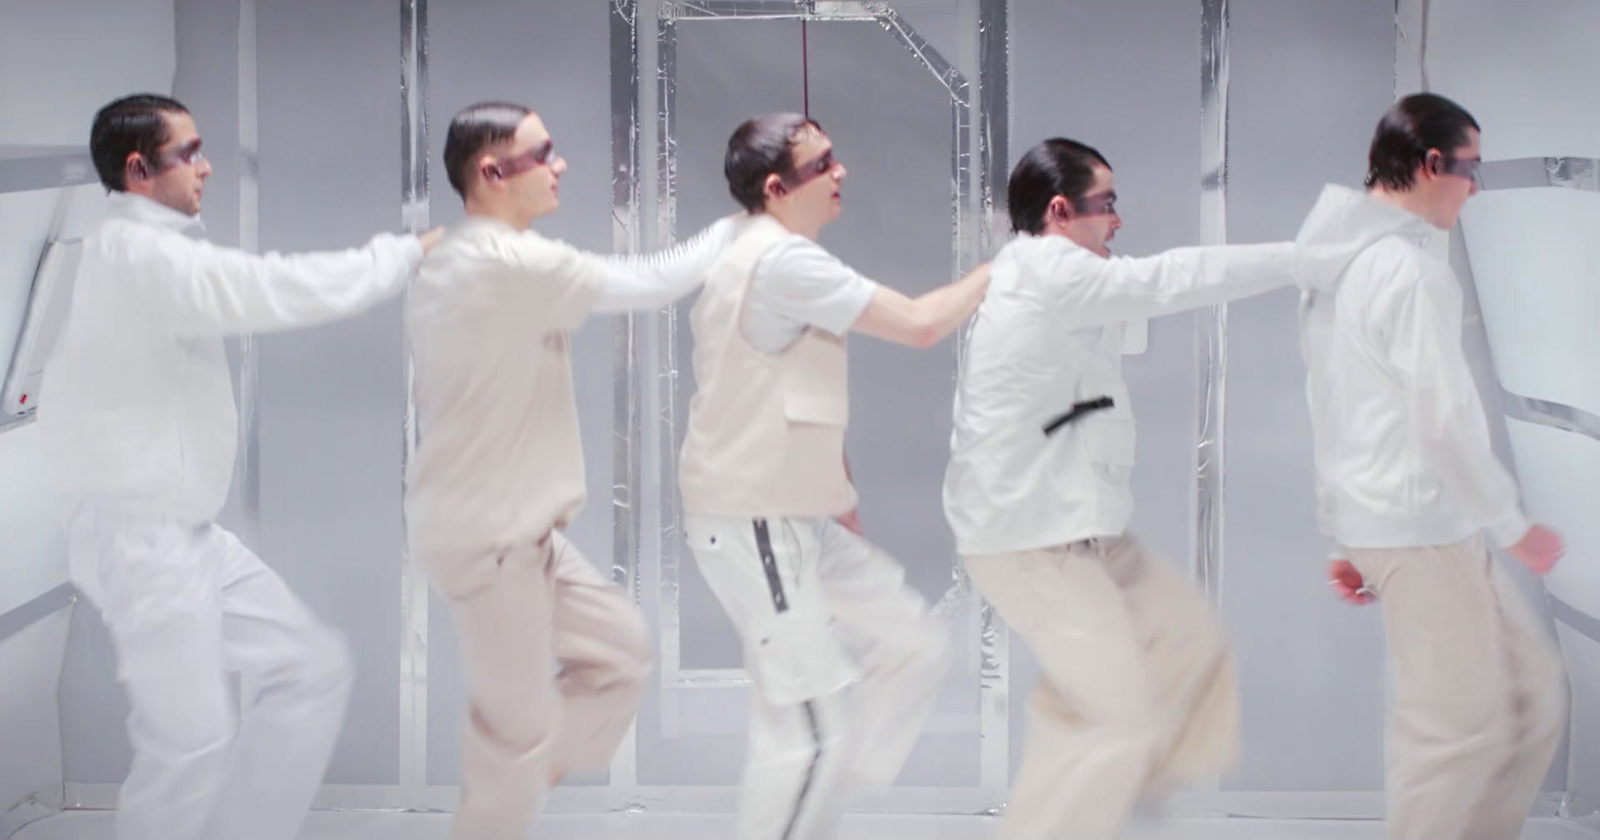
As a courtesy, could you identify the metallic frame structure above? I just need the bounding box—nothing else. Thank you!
[11,0,1589,829]
[635,0,1013,811]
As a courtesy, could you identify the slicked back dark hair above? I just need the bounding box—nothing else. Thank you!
[724,113,823,212]
[443,101,532,199]
[90,93,189,191]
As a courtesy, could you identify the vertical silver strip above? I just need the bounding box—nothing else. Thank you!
[654,6,685,691]
[398,0,430,804]
[976,596,1008,812]
[235,0,261,552]
[977,0,1008,254]
[875,5,971,352]
[1195,0,1228,601]
[975,0,1009,806]
[1393,0,1431,96]
[609,0,644,796]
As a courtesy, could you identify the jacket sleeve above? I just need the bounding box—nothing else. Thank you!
[1046,242,1295,328]
[592,216,739,313]
[1390,262,1530,548]
[132,229,424,337]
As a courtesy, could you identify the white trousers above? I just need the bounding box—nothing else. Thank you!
[1349,537,1567,840]
[64,500,353,840]
[964,536,1239,840]
[685,515,948,840]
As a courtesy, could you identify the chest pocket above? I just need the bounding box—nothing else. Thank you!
[1077,380,1136,467]
[782,330,849,427]
[1081,416,1137,467]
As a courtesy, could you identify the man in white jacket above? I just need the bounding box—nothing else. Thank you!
[1296,92,1567,840]
[38,94,438,840]
[944,138,1294,839]
[678,113,987,840]
[408,101,745,840]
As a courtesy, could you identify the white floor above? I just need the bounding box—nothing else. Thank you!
[13,810,1600,840]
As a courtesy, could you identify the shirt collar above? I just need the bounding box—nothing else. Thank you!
[104,191,206,238]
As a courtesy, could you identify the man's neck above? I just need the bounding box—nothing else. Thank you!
[765,207,822,240]
[124,186,193,218]
[1368,186,1446,230]
[463,199,533,230]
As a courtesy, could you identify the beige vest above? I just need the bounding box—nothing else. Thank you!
[679,215,858,518]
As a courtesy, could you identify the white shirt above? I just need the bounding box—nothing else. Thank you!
[744,232,878,352]
[594,214,876,351]
[406,215,733,559]
[39,191,423,524]
[1296,184,1529,553]
[944,233,1294,557]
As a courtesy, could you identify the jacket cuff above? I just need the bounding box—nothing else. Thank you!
[1485,510,1532,550]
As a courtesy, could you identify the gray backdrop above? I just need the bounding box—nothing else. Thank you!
[44,0,1570,803]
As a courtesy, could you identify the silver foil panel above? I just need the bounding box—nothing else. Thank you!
[974,0,1009,805]
[234,0,261,553]
[398,0,431,802]
[1502,387,1600,443]
[1479,157,1600,193]
[1195,0,1229,601]
[609,0,645,794]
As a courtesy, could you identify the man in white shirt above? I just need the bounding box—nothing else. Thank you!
[409,101,741,840]
[943,137,1295,839]
[1296,92,1566,840]
[39,94,438,840]
[677,113,988,840]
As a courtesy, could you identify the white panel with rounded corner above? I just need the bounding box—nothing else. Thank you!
[1503,418,1600,621]
[1462,190,1600,417]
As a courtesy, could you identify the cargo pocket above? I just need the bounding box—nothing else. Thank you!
[745,602,859,706]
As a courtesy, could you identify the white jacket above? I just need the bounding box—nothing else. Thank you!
[944,233,1293,556]
[39,192,422,524]
[1296,184,1529,554]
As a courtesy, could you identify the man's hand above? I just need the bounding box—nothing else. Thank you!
[1327,559,1375,606]
[837,509,863,536]
[419,226,445,254]
[1509,524,1564,575]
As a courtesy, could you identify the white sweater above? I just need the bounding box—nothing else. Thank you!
[1295,184,1530,553]
[39,192,422,523]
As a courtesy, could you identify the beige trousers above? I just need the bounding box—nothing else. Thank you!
[1349,537,1567,840]
[964,536,1239,840]
[425,532,652,840]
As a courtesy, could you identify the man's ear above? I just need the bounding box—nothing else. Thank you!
[127,153,150,181]
[1050,195,1073,222]
[1424,149,1445,177]
[765,172,787,200]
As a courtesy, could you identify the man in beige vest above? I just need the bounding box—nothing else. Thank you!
[1298,93,1566,840]
[678,113,989,840]
[945,137,1294,839]
[408,101,741,840]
